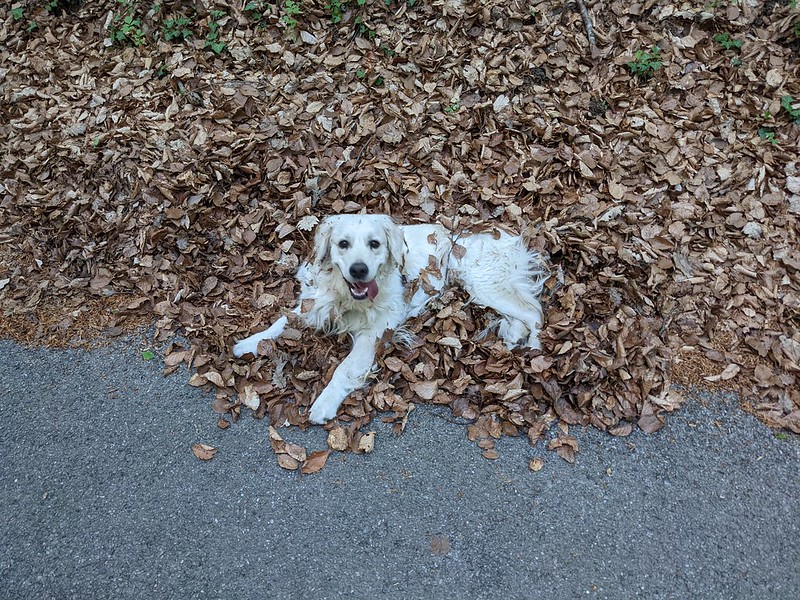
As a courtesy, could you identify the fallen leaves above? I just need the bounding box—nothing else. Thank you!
[1,0,798,467]
[269,426,330,474]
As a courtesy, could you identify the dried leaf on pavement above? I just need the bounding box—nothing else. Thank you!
[191,444,217,462]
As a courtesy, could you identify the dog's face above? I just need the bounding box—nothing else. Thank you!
[314,214,404,301]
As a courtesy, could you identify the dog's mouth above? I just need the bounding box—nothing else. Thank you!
[347,279,379,301]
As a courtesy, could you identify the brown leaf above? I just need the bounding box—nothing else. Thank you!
[527,422,547,446]
[285,442,308,463]
[609,422,632,437]
[638,403,665,434]
[554,397,587,426]
[357,431,376,453]
[703,364,740,382]
[327,426,349,451]
[277,454,300,471]
[430,535,451,555]
[301,450,331,474]
[528,458,545,472]
[547,435,578,463]
[239,385,260,410]
[191,443,217,461]
[529,355,553,373]
[163,350,188,367]
[411,380,438,401]
[384,356,405,372]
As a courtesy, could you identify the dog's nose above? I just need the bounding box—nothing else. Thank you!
[349,262,369,280]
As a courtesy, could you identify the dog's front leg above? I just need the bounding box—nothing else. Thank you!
[308,331,378,424]
[232,307,301,358]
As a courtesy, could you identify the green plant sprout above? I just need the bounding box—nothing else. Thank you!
[204,10,227,54]
[281,0,301,28]
[781,96,800,124]
[627,46,662,80]
[163,17,192,42]
[758,128,778,145]
[326,0,346,23]
[714,33,743,51]
[108,0,146,46]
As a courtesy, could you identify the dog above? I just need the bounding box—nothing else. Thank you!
[233,214,548,424]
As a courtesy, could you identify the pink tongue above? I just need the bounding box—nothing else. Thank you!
[353,280,379,300]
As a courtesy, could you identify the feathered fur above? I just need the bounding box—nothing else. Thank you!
[233,214,548,424]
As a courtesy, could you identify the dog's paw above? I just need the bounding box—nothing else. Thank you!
[232,339,259,358]
[309,397,340,425]
[526,330,542,351]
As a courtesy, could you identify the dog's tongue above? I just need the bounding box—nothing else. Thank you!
[353,280,379,300]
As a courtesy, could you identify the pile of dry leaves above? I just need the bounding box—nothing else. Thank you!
[1,0,798,467]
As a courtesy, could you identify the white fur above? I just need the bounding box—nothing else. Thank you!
[233,214,548,424]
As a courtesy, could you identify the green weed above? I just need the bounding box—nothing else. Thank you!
[714,33,743,51]
[781,96,800,124]
[109,0,146,47]
[627,46,662,80]
[443,101,460,114]
[281,0,301,28]
[355,16,375,39]
[163,16,192,42]
[758,127,778,145]
[204,10,227,54]
[245,0,274,26]
[327,0,346,23]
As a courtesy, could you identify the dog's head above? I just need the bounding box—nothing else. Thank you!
[313,214,405,301]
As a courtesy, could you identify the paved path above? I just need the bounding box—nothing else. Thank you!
[0,340,798,599]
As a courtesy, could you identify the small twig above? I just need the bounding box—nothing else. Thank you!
[574,0,598,56]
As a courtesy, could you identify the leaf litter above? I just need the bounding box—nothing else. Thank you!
[1,0,799,471]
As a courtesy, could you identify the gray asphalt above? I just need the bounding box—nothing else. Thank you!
[0,339,798,600]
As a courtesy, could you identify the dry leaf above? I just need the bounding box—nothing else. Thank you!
[430,535,451,555]
[528,458,544,472]
[191,443,217,461]
[451,244,467,259]
[357,431,376,453]
[297,215,319,231]
[240,385,260,410]
[704,364,741,382]
[277,454,300,471]
[301,450,331,474]
[327,426,349,451]
[285,442,308,463]
[411,381,438,400]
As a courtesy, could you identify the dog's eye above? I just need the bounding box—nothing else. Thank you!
[338,240,349,249]
[369,240,381,250]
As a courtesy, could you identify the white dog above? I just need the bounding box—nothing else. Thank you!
[233,214,548,424]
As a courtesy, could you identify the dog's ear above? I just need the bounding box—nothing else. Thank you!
[313,216,336,268]
[380,215,406,270]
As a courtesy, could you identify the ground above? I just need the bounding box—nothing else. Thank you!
[1,1,799,461]
[0,339,798,599]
